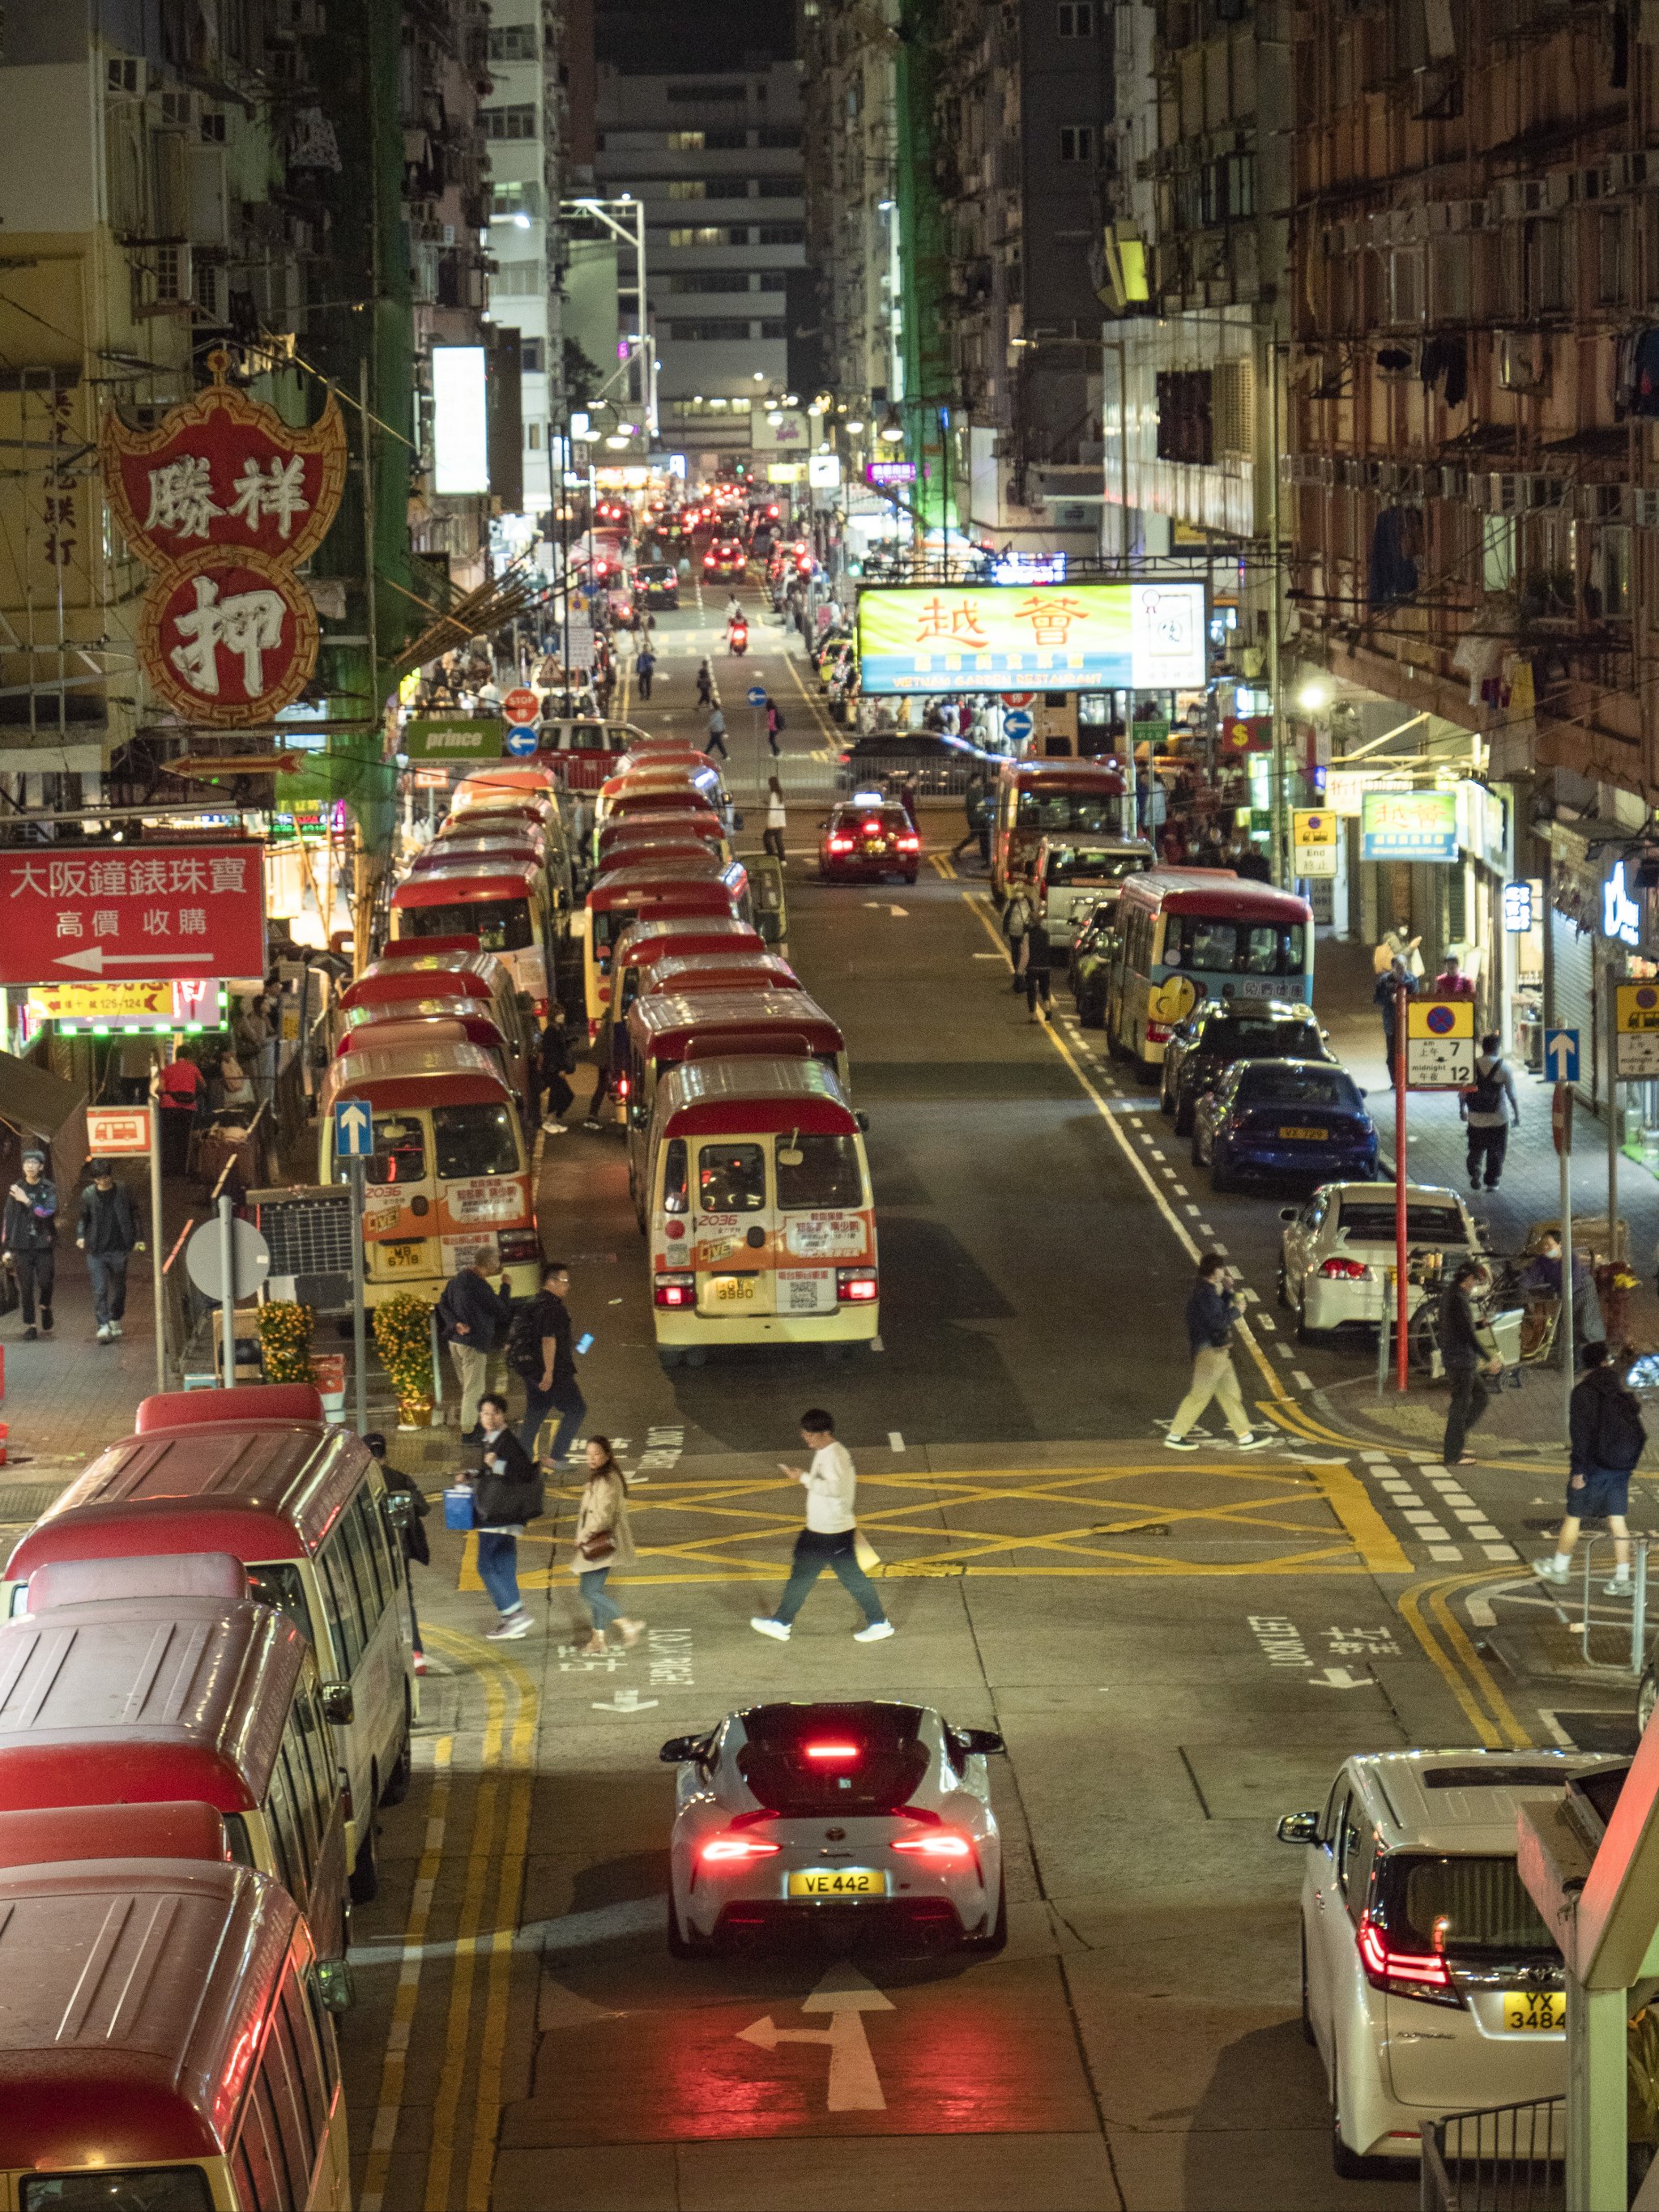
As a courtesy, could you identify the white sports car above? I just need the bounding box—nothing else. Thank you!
[662,1698,1008,1955]
[1277,1180,1482,1341]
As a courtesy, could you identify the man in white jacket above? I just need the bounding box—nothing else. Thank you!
[751,1409,893,1643]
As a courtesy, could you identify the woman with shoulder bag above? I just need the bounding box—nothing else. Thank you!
[571,1436,643,1656]
[467,1394,544,1641]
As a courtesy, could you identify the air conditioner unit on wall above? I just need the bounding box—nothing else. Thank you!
[1495,177,1549,220]
[1497,330,1549,393]
[1633,488,1659,529]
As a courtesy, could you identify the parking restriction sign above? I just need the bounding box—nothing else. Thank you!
[1618,982,1659,1077]
[1405,996,1475,1088]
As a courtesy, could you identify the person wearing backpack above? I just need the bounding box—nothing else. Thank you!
[509,1258,585,1468]
[1461,1029,1520,1191]
[1533,1343,1648,1597]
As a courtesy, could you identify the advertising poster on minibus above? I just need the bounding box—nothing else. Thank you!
[855,582,1206,694]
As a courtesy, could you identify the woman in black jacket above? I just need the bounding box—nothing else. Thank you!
[367,1434,431,1677]
[465,1394,544,1641]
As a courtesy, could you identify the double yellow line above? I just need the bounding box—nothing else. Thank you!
[360,1626,540,2212]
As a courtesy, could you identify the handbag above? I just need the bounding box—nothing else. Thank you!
[854,1528,881,1574]
[577,1528,616,1565]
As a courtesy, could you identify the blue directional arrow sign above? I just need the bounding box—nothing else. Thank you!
[1003,708,1034,745]
[746,685,767,707]
[334,1099,374,1158]
[505,724,539,757]
[1544,1027,1580,1085]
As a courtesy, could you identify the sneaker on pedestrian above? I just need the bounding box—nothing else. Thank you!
[853,1620,895,1642]
[542,1119,569,1136]
[1531,1557,1572,1586]
[583,1116,603,1130]
[40,1313,52,1336]
[1027,1010,1042,1024]
[96,1323,112,1343]
[1606,1579,1635,1600]
[750,1616,791,1640]
[109,1322,122,1338]
[485,1611,533,1640]
[21,1326,36,1342]
[1162,1432,1199,1451]
[1234,1432,1271,1451]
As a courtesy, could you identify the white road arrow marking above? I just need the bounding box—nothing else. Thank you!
[53,947,214,974]
[591,1687,659,1712]
[736,1963,893,2110]
[889,905,908,917]
[1313,1667,1375,1691]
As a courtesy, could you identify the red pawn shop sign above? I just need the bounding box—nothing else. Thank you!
[0,845,266,988]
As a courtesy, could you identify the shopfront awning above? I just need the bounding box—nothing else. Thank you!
[0,1050,84,1143]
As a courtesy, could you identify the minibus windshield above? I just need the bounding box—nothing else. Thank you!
[406,896,535,952]
[698,1144,766,1212]
[366,1115,426,1184]
[22,2170,216,2210]
[433,1104,519,1178]
[247,1561,317,1647]
[777,1134,863,1209]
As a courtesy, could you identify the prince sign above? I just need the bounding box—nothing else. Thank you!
[100,351,347,727]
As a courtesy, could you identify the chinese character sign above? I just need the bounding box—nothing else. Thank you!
[1359,789,1458,864]
[0,846,266,987]
[855,583,1207,694]
[100,352,346,728]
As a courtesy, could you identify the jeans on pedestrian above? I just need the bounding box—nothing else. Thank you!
[1466,1123,1508,1189]
[1443,1362,1491,1462]
[579,1566,621,1630]
[13,1250,53,1328]
[448,1340,497,1431]
[638,671,653,699]
[546,1379,586,1464]
[518,1379,558,1457]
[476,1530,522,1614]
[1008,936,1028,987]
[87,1254,128,1327]
[772,1529,887,1627]
[1025,965,1052,1014]
[1169,1345,1251,1442]
[763,827,786,861]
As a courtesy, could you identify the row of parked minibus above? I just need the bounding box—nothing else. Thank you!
[0,1379,415,2206]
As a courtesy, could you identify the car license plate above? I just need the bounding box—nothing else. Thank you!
[1277,1125,1327,1141]
[383,1242,425,1270]
[787,1869,887,1897]
[710,1275,757,1304]
[1503,1992,1565,2031]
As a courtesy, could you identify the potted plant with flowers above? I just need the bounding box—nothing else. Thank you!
[373,1293,437,1428]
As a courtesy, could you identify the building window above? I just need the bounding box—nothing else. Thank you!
[667,82,746,102]
[661,271,754,292]
[1057,2,1096,31]
[526,421,543,450]
[666,179,708,198]
[760,321,787,339]
[201,109,227,142]
[667,130,706,150]
[758,129,802,147]
[754,177,800,198]
[520,338,545,373]
[491,181,542,220]
[670,319,753,341]
[1155,369,1213,463]
[667,225,727,247]
[1598,209,1630,307]
[490,260,542,296]
[1058,126,1094,164]
[481,104,536,140]
[757,224,802,244]
[488,23,537,60]
[1482,514,1516,595]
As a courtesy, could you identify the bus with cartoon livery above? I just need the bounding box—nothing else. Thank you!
[1105,869,1314,1073]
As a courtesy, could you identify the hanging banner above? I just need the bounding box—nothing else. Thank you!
[100,350,348,728]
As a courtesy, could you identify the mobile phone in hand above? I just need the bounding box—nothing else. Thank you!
[576,1331,594,1355]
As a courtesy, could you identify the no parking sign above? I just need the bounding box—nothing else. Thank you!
[1405,996,1474,1088]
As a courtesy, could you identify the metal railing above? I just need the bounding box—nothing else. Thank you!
[1572,1531,1653,1677]
[1421,2099,1565,2212]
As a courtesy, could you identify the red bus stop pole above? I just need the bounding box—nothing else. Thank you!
[1396,981,1409,1392]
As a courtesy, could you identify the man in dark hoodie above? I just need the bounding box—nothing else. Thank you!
[1163,1252,1270,1451]
[2,1148,58,1340]
[1533,1343,1648,1597]
[75,1160,140,1343]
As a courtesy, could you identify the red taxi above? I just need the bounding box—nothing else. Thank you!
[819,795,922,884]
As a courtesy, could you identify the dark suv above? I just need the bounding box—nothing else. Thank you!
[1159,999,1332,1134]
[633,561,679,609]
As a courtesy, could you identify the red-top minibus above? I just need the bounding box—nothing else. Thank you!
[0,1591,350,1966]
[0,1798,232,1871]
[0,1858,350,2207]
[338,950,533,1114]
[2,1384,413,1904]
[992,759,1133,900]
[390,859,555,1012]
[582,859,749,1030]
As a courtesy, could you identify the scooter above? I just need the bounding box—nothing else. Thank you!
[728,621,748,656]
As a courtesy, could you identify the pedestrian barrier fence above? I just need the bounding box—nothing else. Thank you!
[1569,1530,1653,1677]
[1420,2098,1565,2212]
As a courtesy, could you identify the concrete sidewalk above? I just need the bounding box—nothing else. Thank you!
[1307,936,1659,1458]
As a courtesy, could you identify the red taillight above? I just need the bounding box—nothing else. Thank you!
[1319,1256,1369,1280]
[896,835,919,851]
[827,836,854,852]
[837,1268,878,1303]
[655,1272,695,1308]
[702,1834,783,1864]
[616,1075,630,1098]
[861,820,881,834]
[891,1831,973,1860]
[804,1742,860,1762]
[1146,1021,1173,1044]
[1357,1915,1463,2006]
[498,1230,541,1264]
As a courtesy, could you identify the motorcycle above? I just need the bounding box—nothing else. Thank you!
[728,621,748,657]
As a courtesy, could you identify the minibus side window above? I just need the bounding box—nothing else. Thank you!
[317,1535,366,1673]
[224,1812,256,1867]
[279,1737,322,1873]
[253,2069,302,2212]
[662,1138,689,1214]
[303,1967,342,2098]
[289,1677,334,1818]
[280,1967,331,2144]
[362,1484,403,1597]
[233,2076,293,2212]
[245,1562,317,1648]
[339,1494,388,1630]
[264,1749,309,1895]
[258,2004,317,2204]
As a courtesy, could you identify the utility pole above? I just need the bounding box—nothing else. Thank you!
[1266,335,1289,889]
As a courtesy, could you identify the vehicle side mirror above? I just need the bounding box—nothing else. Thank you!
[659,1735,706,1763]
[955,1727,1006,1756]
[855,1110,871,1133]
[315,1959,355,2014]
[1277,1809,1320,1845]
[1279,1207,1298,1222]
[322,1683,355,1726]
[384,1490,415,1530]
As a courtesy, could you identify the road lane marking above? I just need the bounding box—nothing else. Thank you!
[466,1646,539,2211]
[888,1430,906,1451]
[736,1965,894,2112]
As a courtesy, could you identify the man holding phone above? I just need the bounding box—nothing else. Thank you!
[510,1259,587,1470]
[750,1409,893,1643]
[1163,1252,1270,1451]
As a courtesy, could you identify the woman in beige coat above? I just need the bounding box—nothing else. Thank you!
[572,1436,643,1656]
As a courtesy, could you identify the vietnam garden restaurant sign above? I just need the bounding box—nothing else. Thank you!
[100,350,347,727]
[403,717,508,763]
[855,582,1207,694]
[1359,787,1459,863]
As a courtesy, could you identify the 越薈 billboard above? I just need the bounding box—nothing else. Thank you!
[855,582,1206,694]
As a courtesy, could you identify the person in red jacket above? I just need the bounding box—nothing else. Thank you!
[1432,953,1476,999]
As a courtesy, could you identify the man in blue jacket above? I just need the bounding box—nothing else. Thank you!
[1163,1252,1270,1451]
[437,1247,512,1443]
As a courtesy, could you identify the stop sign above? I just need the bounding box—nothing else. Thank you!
[1000,692,1034,710]
[502,686,539,727]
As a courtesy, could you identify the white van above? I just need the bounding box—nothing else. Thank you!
[1032,835,1154,948]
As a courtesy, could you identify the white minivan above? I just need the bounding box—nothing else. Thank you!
[1279,1748,1624,2176]
[2,1382,416,1904]
[1032,835,1153,948]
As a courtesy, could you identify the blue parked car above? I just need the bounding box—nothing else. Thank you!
[1191,1058,1377,1193]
